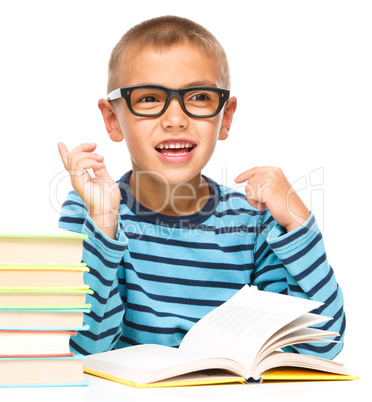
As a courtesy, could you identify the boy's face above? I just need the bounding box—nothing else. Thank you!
[100,43,236,186]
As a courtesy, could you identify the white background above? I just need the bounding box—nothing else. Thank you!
[0,0,371,384]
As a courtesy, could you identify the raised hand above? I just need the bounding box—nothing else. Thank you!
[58,142,121,239]
[234,167,310,233]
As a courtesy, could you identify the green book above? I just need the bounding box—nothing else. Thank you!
[0,228,88,266]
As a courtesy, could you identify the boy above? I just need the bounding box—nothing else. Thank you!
[58,16,345,359]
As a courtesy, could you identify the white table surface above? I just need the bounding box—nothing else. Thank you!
[0,372,367,402]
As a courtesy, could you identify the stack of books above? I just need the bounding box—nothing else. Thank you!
[0,228,92,387]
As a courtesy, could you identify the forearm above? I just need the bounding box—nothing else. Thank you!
[69,215,128,355]
[59,194,128,354]
[253,212,345,359]
[90,210,119,240]
[271,216,345,358]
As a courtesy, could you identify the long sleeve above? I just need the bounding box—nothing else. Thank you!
[58,191,128,355]
[251,210,345,359]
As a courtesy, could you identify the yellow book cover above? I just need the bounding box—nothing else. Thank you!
[84,366,359,388]
[261,368,360,382]
[83,367,249,388]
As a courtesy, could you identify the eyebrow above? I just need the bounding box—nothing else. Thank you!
[133,81,218,88]
[183,81,218,88]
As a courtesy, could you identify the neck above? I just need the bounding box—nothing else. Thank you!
[129,170,210,216]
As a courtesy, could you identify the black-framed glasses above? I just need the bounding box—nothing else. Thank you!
[107,85,230,118]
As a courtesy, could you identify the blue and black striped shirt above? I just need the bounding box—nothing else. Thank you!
[59,171,345,359]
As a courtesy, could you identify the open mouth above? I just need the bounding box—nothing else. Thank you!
[155,141,196,156]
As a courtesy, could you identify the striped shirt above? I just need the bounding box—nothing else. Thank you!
[59,171,345,359]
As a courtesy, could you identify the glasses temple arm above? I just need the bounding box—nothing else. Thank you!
[107,88,122,101]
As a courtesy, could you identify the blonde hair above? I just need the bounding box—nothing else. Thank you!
[107,15,231,93]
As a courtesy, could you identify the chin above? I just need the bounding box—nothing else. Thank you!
[131,155,208,187]
[155,169,202,186]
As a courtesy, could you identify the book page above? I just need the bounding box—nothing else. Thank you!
[84,344,247,384]
[179,285,323,369]
[253,351,348,378]
[258,312,332,355]
[86,344,195,370]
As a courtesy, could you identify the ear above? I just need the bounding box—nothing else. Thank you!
[98,99,124,142]
[218,96,237,141]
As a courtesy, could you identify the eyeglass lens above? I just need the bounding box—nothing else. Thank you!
[129,88,221,116]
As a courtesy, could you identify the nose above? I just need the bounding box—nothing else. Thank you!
[160,97,189,130]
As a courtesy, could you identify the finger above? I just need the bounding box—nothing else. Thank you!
[234,167,261,183]
[67,143,98,161]
[58,142,100,169]
[91,161,111,179]
[72,143,98,153]
[57,142,69,170]
[67,151,104,172]
[255,201,267,211]
[69,151,104,165]
[72,159,104,174]
[247,199,266,212]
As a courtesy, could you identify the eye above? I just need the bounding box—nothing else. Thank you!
[138,96,159,103]
[190,93,210,101]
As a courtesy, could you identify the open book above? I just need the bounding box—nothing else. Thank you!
[84,286,357,387]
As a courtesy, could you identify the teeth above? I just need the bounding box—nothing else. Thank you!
[156,141,195,149]
[163,151,189,156]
